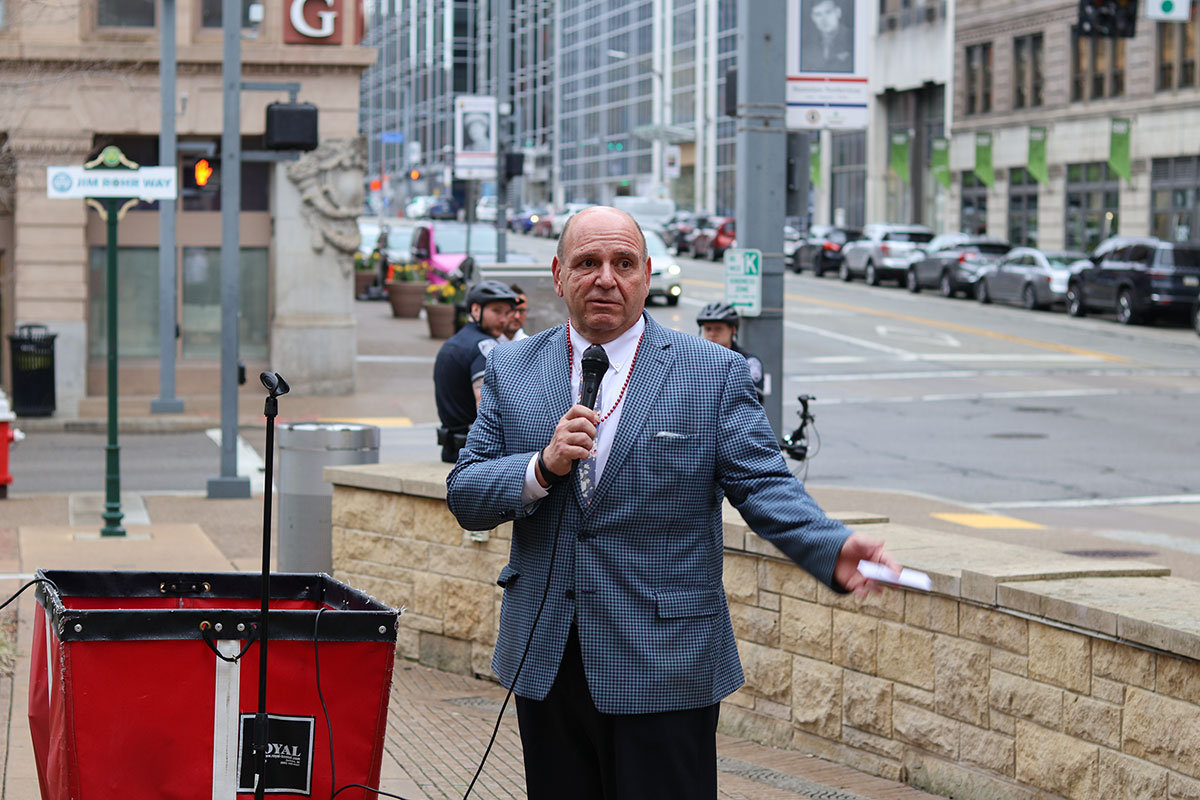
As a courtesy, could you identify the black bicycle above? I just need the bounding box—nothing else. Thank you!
[782,394,820,479]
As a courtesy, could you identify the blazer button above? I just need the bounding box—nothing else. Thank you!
[564,589,576,599]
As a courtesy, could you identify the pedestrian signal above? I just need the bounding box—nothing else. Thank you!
[194,159,213,187]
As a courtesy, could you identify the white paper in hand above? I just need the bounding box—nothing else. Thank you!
[857,560,932,592]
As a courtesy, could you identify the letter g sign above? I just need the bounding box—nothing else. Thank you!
[289,0,337,39]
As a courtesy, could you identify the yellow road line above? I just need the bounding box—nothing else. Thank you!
[785,294,1128,362]
[931,512,1045,530]
[317,416,413,427]
[683,277,1127,362]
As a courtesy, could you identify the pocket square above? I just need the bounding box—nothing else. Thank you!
[654,431,686,439]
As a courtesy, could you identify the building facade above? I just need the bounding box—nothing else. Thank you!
[950,0,1200,251]
[0,0,373,414]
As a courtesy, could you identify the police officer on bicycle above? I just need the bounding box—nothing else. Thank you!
[696,301,764,403]
[434,280,521,462]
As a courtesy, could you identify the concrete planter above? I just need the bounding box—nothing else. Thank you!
[423,303,456,339]
[386,280,427,318]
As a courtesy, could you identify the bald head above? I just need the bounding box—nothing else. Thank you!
[557,206,648,264]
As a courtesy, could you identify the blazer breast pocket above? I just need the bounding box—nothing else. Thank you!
[648,431,703,480]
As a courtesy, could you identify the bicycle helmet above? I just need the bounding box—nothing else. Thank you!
[695,301,740,326]
[466,279,520,308]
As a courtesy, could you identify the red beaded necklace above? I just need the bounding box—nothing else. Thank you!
[566,320,645,424]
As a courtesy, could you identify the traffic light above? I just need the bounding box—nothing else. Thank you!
[409,169,421,180]
[1078,0,1139,37]
[183,157,218,191]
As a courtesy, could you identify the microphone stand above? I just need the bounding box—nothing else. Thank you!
[254,371,289,800]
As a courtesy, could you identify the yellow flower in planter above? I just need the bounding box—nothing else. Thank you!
[387,262,428,283]
[425,282,463,305]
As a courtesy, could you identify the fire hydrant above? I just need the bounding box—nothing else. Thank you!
[0,388,24,499]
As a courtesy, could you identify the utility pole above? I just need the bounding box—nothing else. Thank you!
[495,0,509,262]
[734,0,787,439]
[152,0,184,414]
[208,0,251,499]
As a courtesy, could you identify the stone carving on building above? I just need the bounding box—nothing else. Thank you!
[285,137,366,277]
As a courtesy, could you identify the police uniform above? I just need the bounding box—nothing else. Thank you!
[433,320,498,462]
[733,343,765,404]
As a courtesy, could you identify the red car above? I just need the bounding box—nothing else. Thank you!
[530,211,555,238]
[691,218,736,261]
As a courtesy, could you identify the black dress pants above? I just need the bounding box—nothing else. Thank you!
[514,626,719,800]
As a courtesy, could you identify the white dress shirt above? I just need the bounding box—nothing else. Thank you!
[522,316,647,505]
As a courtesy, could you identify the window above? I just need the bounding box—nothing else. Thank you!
[201,0,256,28]
[961,172,987,235]
[1157,18,1198,90]
[1008,167,1039,247]
[965,42,993,115]
[1072,32,1125,101]
[89,247,159,358]
[1013,34,1044,109]
[181,247,270,359]
[1151,157,1200,242]
[831,131,866,228]
[1065,162,1119,251]
[98,0,154,27]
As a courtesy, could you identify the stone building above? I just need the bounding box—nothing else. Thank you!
[949,0,1200,250]
[0,0,374,415]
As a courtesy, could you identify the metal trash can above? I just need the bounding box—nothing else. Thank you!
[277,423,380,573]
[7,324,56,417]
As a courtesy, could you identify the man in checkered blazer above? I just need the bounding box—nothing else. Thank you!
[447,206,898,799]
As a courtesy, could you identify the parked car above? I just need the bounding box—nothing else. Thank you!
[975,248,1089,310]
[783,225,801,267]
[508,205,549,233]
[404,195,437,219]
[474,195,497,222]
[613,196,676,239]
[840,224,935,285]
[908,236,1012,297]
[427,197,460,220]
[410,221,535,282]
[551,203,592,238]
[665,212,704,254]
[792,225,861,276]
[357,218,414,265]
[532,209,554,237]
[1066,238,1200,324]
[692,218,737,261]
[645,230,683,306]
[682,215,718,257]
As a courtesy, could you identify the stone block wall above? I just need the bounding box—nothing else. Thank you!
[329,462,1200,800]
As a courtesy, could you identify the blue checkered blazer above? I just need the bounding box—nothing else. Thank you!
[446,313,850,714]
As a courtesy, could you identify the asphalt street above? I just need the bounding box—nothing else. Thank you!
[11,229,1200,576]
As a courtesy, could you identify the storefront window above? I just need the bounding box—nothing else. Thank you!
[831,131,866,228]
[201,0,257,28]
[181,247,270,359]
[1065,162,1119,251]
[88,247,160,358]
[961,172,987,235]
[1008,167,1039,246]
[1150,157,1200,242]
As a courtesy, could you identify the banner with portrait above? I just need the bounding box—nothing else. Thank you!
[454,95,498,181]
[785,0,870,130]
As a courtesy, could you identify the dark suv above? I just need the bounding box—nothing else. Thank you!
[1066,238,1200,324]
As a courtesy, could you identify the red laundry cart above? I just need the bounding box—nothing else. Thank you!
[29,569,399,800]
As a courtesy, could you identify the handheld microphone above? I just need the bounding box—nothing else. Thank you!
[579,345,609,410]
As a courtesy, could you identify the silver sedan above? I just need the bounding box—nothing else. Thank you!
[976,247,1089,310]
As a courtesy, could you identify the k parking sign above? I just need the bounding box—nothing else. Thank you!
[724,248,763,317]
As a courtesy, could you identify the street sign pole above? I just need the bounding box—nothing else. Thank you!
[101,194,125,537]
[735,0,787,439]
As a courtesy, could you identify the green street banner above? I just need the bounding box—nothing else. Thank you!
[889,131,911,184]
[931,137,951,190]
[974,132,994,188]
[810,139,822,188]
[1109,118,1131,181]
[1027,126,1048,185]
